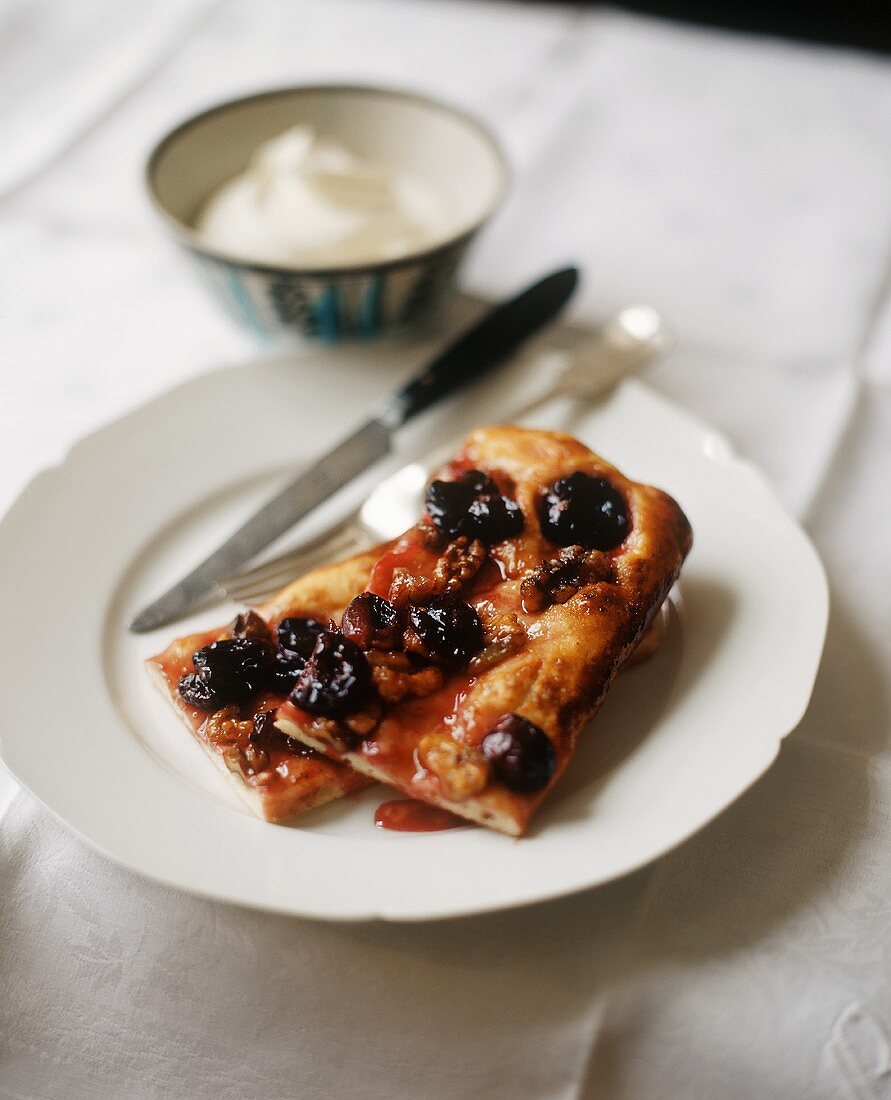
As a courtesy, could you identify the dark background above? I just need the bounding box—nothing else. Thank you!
[535,1,891,54]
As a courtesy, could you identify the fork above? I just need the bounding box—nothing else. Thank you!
[221,459,433,605]
[220,304,670,606]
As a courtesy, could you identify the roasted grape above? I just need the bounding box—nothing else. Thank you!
[341,593,401,651]
[178,672,220,710]
[481,714,556,792]
[407,595,483,666]
[185,637,274,706]
[425,469,523,544]
[277,616,328,662]
[539,472,629,550]
[290,632,371,717]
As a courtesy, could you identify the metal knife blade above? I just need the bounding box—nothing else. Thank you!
[129,266,578,633]
[129,419,390,633]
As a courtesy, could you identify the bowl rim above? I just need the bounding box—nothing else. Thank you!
[144,82,511,278]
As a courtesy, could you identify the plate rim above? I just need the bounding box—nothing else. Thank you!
[0,363,829,921]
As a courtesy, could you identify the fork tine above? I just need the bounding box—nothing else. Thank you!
[224,550,343,603]
[221,521,365,606]
[224,560,330,605]
[230,516,361,587]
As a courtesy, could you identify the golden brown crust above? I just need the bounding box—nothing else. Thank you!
[277,426,693,835]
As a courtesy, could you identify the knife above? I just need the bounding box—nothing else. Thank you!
[129,266,579,633]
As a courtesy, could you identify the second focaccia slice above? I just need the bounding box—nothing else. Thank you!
[147,552,378,821]
[276,426,692,835]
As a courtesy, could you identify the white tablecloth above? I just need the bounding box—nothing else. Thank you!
[3,2,891,1097]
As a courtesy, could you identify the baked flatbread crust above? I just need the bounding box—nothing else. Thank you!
[276,427,692,835]
[147,552,378,821]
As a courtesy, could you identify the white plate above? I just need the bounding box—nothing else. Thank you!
[0,340,828,921]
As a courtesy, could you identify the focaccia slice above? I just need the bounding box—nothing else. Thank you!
[147,551,378,821]
[275,426,692,835]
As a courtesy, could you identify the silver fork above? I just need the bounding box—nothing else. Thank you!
[221,514,368,606]
[220,304,670,606]
[221,460,432,605]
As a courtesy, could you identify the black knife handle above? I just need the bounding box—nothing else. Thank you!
[381,266,579,428]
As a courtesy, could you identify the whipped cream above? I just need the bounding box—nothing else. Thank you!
[195,126,454,267]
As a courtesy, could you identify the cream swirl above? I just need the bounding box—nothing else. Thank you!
[196,126,453,267]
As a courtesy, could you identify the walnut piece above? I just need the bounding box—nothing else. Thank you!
[368,651,444,703]
[388,536,487,608]
[470,609,527,673]
[418,732,490,801]
[203,705,253,748]
[432,537,486,594]
[388,568,437,608]
[520,546,615,613]
[203,705,274,780]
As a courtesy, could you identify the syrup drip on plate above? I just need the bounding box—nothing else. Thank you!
[374,799,464,832]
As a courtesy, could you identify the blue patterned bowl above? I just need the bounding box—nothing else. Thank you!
[146,85,509,343]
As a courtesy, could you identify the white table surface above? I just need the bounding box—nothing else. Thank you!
[2,2,891,1097]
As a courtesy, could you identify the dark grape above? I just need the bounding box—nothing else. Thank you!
[190,637,274,703]
[425,469,524,544]
[481,714,556,793]
[178,672,220,710]
[341,593,401,650]
[277,616,328,662]
[539,472,629,550]
[290,633,371,717]
[407,596,483,666]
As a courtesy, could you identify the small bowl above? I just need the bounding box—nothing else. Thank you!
[146,84,509,343]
